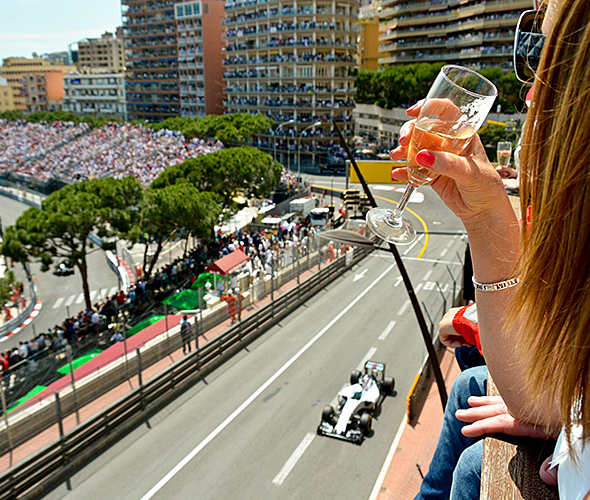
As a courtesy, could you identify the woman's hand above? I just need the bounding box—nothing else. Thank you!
[439,307,470,348]
[455,395,553,440]
[456,395,560,487]
[390,103,509,225]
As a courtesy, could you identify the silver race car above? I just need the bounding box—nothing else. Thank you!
[317,361,395,444]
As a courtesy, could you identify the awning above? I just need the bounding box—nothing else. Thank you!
[205,250,250,275]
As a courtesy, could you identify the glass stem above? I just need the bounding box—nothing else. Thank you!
[387,184,416,225]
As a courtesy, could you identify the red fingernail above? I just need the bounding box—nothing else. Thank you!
[416,150,435,167]
[399,132,407,143]
[407,103,419,112]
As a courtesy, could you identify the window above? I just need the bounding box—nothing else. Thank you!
[185,3,192,15]
[176,5,184,16]
[204,3,208,13]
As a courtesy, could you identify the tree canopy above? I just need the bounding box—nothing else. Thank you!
[356,63,525,113]
[150,147,282,212]
[0,177,142,309]
[0,109,122,128]
[145,113,274,146]
[138,183,221,277]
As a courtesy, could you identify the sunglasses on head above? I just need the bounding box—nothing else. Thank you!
[514,9,546,84]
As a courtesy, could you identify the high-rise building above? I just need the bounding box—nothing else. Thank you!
[222,0,358,169]
[0,57,75,112]
[357,15,380,71]
[122,0,226,122]
[378,0,531,68]
[0,76,15,112]
[77,32,126,71]
[63,73,127,119]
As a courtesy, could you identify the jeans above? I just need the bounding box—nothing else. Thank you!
[414,365,488,500]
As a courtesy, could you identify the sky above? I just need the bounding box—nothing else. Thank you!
[0,0,123,61]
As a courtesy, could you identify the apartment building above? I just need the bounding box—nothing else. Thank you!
[63,73,127,119]
[0,77,15,112]
[378,0,532,68]
[77,32,126,71]
[222,0,358,168]
[0,57,75,112]
[122,0,225,122]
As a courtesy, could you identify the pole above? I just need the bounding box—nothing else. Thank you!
[122,314,129,377]
[65,345,80,425]
[332,120,448,409]
[136,348,143,388]
[0,382,13,467]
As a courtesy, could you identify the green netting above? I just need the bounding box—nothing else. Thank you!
[126,314,165,337]
[56,348,103,376]
[162,289,202,311]
[191,273,215,289]
[7,385,47,414]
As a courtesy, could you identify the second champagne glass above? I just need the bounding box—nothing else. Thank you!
[366,65,498,244]
[497,141,512,167]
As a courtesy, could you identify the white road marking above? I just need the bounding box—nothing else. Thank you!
[272,433,315,486]
[64,295,75,307]
[394,276,403,287]
[404,257,461,265]
[75,293,84,304]
[100,288,108,299]
[368,415,408,500]
[378,321,396,341]
[52,297,65,309]
[108,286,118,297]
[423,270,433,281]
[446,239,453,248]
[397,299,411,316]
[440,248,448,258]
[138,263,397,500]
[403,233,425,256]
[357,347,378,371]
[353,269,368,282]
[415,283,423,293]
[90,290,97,302]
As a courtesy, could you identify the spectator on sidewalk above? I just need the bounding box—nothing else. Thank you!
[180,315,192,354]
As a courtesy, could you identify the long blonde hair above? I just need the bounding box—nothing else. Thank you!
[516,0,590,443]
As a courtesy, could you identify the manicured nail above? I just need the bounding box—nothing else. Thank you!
[398,132,407,144]
[407,99,423,113]
[416,150,435,167]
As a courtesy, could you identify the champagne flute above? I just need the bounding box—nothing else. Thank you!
[497,141,512,167]
[366,65,498,244]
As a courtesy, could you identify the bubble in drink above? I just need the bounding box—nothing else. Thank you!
[407,118,475,187]
[497,149,511,167]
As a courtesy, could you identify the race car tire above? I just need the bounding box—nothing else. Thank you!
[350,370,361,385]
[322,405,334,423]
[381,376,395,396]
[360,413,372,434]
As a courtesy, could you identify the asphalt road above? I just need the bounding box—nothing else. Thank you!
[0,196,120,350]
[45,215,467,500]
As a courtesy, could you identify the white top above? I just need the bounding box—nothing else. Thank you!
[551,425,590,499]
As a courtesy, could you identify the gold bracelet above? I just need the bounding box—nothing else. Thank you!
[472,275,519,292]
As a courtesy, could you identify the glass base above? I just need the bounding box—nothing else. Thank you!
[365,207,416,245]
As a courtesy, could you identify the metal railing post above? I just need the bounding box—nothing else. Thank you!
[66,345,80,425]
[1,382,13,467]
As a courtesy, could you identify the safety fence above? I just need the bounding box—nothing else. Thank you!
[0,244,370,499]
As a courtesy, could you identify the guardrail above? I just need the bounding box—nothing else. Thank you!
[0,283,37,338]
[0,246,370,499]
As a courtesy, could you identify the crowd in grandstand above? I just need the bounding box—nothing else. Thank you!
[0,120,90,170]
[0,120,222,187]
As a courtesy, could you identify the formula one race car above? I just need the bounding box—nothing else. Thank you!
[317,361,395,444]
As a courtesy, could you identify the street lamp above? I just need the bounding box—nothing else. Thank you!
[272,119,295,172]
[298,121,322,181]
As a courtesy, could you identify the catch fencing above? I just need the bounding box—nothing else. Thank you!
[0,243,370,499]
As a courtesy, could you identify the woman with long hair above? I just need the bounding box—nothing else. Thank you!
[392,0,590,496]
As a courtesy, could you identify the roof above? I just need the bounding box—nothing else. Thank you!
[205,249,250,275]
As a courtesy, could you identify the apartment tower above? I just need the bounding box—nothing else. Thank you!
[378,0,532,68]
[122,0,225,121]
[222,0,358,169]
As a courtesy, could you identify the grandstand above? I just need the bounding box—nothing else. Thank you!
[0,119,222,187]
